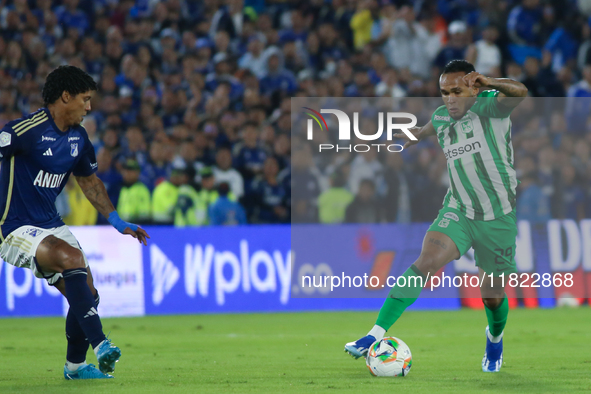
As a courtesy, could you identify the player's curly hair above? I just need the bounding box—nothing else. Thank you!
[42,65,98,106]
[442,60,475,75]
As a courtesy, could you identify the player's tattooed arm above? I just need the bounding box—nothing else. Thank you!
[75,173,116,218]
[463,72,527,108]
[486,78,528,109]
[485,78,528,98]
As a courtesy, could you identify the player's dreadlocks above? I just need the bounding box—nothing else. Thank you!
[42,65,98,106]
[442,59,475,75]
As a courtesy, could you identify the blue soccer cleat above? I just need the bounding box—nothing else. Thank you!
[482,326,503,372]
[96,339,121,374]
[64,363,113,380]
[344,335,376,359]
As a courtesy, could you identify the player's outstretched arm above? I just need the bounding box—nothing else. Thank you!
[392,121,436,149]
[76,173,150,245]
[462,72,528,109]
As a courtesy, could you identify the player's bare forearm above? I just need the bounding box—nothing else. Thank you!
[416,121,436,140]
[464,72,527,109]
[487,78,528,98]
[393,121,435,149]
[75,173,116,218]
[486,78,527,109]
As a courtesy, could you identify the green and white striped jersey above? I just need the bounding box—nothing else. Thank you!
[431,90,517,221]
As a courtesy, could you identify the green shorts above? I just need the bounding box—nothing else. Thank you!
[427,207,517,276]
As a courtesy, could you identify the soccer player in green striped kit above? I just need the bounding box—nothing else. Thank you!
[345,60,528,372]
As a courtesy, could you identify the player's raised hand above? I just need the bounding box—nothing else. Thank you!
[393,126,421,149]
[124,226,150,246]
[107,211,150,245]
[462,71,491,89]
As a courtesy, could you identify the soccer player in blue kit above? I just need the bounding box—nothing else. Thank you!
[0,66,150,379]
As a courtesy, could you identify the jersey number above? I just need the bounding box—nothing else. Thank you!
[494,247,513,265]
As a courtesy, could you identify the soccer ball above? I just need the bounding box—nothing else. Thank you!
[365,337,412,377]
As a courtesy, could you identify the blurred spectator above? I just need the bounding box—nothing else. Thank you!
[238,34,269,78]
[195,166,236,226]
[173,166,201,227]
[507,0,543,64]
[233,121,267,191]
[350,0,378,50]
[384,5,438,78]
[62,177,98,226]
[318,171,354,224]
[577,18,591,70]
[209,182,247,225]
[517,172,551,223]
[554,164,586,220]
[434,20,468,72]
[410,149,448,222]
[345,178,385,223]
[291,145,321,223]
[95,147,122,225]
[348,148,385,196]
[544,24,579,73]
[248,156,289,223]
[375,67,406,97]
[466,25,501,76]
[566,65,591,134]
[213,147,244,199]
[141,141,171,191]
[152,163,187,225]
[209,0,248,39]
[537,145,558,216]
[117,158,151,224]
[55,0,90,36]
[383,153,411,223]
[259,52,297,98]
[279,8,309,44]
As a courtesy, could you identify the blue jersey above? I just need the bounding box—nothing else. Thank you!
[0,108,98,240]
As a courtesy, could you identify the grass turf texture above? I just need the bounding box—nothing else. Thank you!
[0,308,589,394]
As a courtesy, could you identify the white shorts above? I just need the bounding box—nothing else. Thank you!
[0,225,89,285]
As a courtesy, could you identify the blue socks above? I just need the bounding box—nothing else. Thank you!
[63,268,106,349]
[66,292,100,363]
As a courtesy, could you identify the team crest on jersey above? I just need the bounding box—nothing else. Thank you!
[70,143,79,157]
[443,212,459,222]
[0,131,11,147]
[458,118,474,133]
[23,228,43,237]
[438,218,450,228]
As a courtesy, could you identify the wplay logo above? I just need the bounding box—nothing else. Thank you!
[303,107,418,153]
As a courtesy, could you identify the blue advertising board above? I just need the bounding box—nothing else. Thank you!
[1,220,588,317]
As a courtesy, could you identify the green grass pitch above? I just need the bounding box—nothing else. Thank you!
[0,308,589,394]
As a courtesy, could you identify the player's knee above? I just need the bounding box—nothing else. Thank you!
[59,248,86,271]
[482,297,503,310]
[414,255,440,276]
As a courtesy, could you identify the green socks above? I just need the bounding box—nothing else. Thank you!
[485,295,509,337]
[375,265,509,336]
[375,265,426,331]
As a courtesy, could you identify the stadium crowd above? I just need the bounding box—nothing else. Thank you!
[2,0,591,226]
